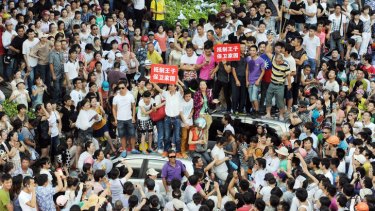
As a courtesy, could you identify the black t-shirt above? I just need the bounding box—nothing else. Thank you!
[289,1,306,23]
[247,12,261,27]
[60,106,76,133]
[231,57,247,77]
[285,31,301,43]
[217,63,230,83]
[10,36,27,60]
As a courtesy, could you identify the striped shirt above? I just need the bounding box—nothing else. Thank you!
[271,56,290,84]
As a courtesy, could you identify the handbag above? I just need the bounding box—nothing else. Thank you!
[331,14,342,40]
[150,100,166,122]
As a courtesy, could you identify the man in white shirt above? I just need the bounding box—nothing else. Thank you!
[329,4,347,59]
[152,82,184,157]
[101,17,117,50]
[303,25,320,75]
[69,78,84,108]
[19,176,37,211]
[211,137,229,182]
[64,49,80,90]
[192,25,207,55]
[112,79,138,154]
[283,44,297,113]
[23,29,39,91]
[2,20,17,50]
[180,44,198,87]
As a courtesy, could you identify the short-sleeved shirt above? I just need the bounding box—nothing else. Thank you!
[150,0,165,21]
[49,50,64,78]
[36,186,56,211]
[180,54,198,81]
[0,189,10,211]
[260,54,272,83]
[162,91,182,117]
[161,160,186,182]
[271,56,290,84]
[147,50,163,64]
[113,91,135,121]
[196,54,216,81]
[247,56,265,84]
[231,56,247,78]
[289,1,306,23]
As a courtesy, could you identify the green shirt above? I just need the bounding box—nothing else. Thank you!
[0,189,10,211]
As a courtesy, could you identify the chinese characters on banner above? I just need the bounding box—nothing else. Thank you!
[214,44,241,62]
[150,64,179,85]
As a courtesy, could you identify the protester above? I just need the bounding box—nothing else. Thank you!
[0,1,374,211]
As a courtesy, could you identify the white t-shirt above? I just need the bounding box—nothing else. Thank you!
[211,145,228,173]
[64,60,79,81]
[303,35,320,59]
[77,151,92,171]
[255,32,267,45]
[192,34,207,55]
[324,170,334,185]
[363,122,375,137]
[133,0,145,10]
[23,38,40,67]
[101,24,117,44]
[323,80,339,93]
[113,91,135,121]
[329,13,348,36]
[181,98,194,127]
[260,185,273,203]
[137,98,154,121]
[284,55,296,85]
[70,89,83,108]
[48,111,60,137]
[19,190,37,211]
[184,185,197,203]
[305,4,317,24]
[162,91,182,117]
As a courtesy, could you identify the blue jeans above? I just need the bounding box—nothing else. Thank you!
[164,116,181,152]
[53,77,64,102]
[51,135,60,162]
[330,37,344,53]
[307,57,317,76]
[156,120,164,150]
[248,84,260,102]
[5,58,15,81]
[26,67,35,92]
[36,64,51,90]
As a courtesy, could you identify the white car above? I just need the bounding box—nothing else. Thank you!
[112,154,194,195]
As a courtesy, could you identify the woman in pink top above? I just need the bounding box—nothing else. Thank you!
[154,25,167,62]
[195,41,216,89]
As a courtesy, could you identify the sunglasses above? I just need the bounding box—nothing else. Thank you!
[169,156,176,158]
[118,87,126,89]
[323,132,329,134]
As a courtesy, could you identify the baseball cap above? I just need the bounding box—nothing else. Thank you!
[168,38,175,43]
[4,20,12,26]
[244,28,253,34]
[326,135,339,145]
[266,30,276,36]
[354,154,366,164]
[298,100,309,108]
[146,168,159,176]
[56,195,68,207]
[141,35,148,42]
[41,33,49,38]
[115,52,123,58]
[148,31,155,36]
[172,199,185,210]
[16,80,25,87]
[355,202,369,211]
[101,81,109,91]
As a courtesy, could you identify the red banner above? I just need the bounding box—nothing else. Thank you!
[214,44,241,61]
[150,64,178,85]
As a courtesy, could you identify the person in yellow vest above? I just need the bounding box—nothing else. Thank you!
[150,0,166,30]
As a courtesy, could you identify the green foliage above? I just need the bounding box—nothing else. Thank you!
[2,99,36,119]
[165,0,219,29]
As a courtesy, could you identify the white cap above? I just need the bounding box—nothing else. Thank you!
[354,154,366,164]
[146,168,159,176]
[144,60,152,66]
[115,52,123,57]
[244,28,253,34]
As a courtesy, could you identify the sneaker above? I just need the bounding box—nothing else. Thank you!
[262,115,273,120]
[162,151,168,157]
[131,149,141,154]
[120,151,127,158]
[176,153,183,158]
[142,150,149,154]
[157,149,164,154]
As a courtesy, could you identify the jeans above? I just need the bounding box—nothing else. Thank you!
[259,81,270,112]
[51,135,60,162]
[213,80,231,111]
[0,55,4,78]
[164,116,181,152]
[27,67,35,92]
[36,64,51,90]
[307,57,317,76]
[53,77,64,102]
[156,120,164,151]
[4,58,15,81]
[231,76,247,113]
[248,84,260,102]
[330,37,344,53]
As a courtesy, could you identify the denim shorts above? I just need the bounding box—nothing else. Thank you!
[248,84,260,102]
[117,120,135,138]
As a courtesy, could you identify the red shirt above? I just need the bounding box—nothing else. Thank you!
[362,65,375,75]
[0,28,5,56]
[237,204,253,211]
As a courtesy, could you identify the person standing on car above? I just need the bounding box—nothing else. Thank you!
[161,150,189,194]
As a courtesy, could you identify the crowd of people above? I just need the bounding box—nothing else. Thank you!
[0,0,374,210]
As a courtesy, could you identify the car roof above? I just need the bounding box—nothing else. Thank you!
[211,112,290,127]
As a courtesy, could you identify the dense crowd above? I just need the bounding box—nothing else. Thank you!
[0,0,374,211]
